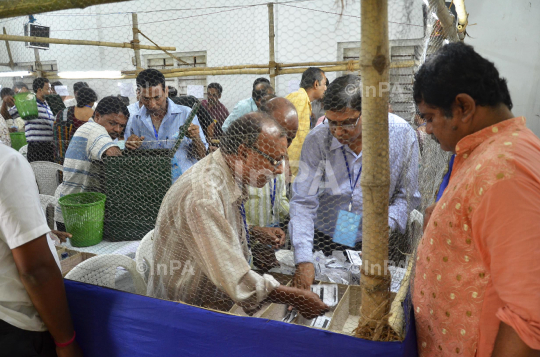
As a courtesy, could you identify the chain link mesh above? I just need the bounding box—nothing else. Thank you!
[0,0,459,340]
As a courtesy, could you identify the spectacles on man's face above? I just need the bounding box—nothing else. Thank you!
[249,146,284,169]
[325,114,361,129]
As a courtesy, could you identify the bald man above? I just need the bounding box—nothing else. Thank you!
[245,97,298,271]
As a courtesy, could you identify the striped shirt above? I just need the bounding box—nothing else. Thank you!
[245,173,289,227]
[54,119,118,222]
[9,99,54,142]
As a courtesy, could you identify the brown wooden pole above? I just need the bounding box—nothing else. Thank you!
[120,60,413,76]
[429,0,459,42]
[34,48,42,77]
[355,0,393,341]
[131,13,142,72]
[0,34,176,51]
[267,3,276,88]
[0,0,130,19]
[2,27,15,69]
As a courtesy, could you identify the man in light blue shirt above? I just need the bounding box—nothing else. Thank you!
[222,78,275,132]
[126,69,208,182]
[289,75,421,289]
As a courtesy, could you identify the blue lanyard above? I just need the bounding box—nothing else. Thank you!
[151,122,162,148]
[341,147,362,211]
[269,178,277,213]
[239,203,251,251]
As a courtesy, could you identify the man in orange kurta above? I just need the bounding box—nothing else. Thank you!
[413,42,540,356]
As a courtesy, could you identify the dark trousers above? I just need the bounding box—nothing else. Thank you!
[27,141,54,163]
[0,320,57,357]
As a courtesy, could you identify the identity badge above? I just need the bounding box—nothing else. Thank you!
[333,210,361,247]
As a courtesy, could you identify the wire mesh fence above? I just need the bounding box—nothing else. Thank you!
[0,0,459,341]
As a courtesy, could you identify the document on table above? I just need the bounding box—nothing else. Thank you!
[345,249,362,266]
[311,315,332,329]
[310,284,338,307]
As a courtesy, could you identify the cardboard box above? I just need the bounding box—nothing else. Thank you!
[56,247,96,277]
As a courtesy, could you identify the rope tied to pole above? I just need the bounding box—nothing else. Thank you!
[346,60,355,72]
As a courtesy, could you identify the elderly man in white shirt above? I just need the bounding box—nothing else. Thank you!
[148,112,328,318]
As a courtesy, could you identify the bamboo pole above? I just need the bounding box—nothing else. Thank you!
[121,60,414,76]
[277,60,358,68]
[122,63,271,75]
[267,3,276,88]
[0,34,176,51]
[34,48,42,77]
[453,0,468,41]
[0,0,127,19]
[429,0,459,42]
[0,0,130,19]
[2,27,14,69]
[136,29,189,65]
[131,13,142,71]
[354,0,394,341]
[43,60,415,80]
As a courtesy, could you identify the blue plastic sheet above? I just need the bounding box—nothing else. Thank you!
[65,280,418,357]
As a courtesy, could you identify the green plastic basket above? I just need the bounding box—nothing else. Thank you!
[58,192,106,247]
[14,92,39,120]
[9,132,27,151]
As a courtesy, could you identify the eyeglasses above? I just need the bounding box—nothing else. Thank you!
[249,146,284,169]
[325,114,361,129]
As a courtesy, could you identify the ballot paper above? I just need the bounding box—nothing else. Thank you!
[345,249,362,267]
[311,315,332,329]
[118,82,136,97]
[187,85,204,99]
[310,284,339,307]
[54,85,69,96]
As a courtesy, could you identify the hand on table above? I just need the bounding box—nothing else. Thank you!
[293,288,329,320]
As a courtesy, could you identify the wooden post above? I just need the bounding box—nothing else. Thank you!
[453,0,468,41]
[267,3,276,88]
[34,48,42,77]
[2,27,14,69]
[0,0,130,19]
[354,0,394,341]
[131,13,142,72]
[429,0,459,42]
[0,34,176,51]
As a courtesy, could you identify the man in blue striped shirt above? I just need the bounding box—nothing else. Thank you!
[9,78,55,162]
[54,96,138,230]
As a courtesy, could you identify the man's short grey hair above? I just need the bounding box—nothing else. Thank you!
[221,112,285,155]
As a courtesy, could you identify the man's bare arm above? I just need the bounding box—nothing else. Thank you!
[492,322,540,357]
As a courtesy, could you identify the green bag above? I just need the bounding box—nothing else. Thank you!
[14,92,39,120]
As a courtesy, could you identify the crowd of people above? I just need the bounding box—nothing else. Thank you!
[0,42,539,356]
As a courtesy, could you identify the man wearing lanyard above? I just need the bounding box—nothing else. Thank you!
[148,112,328,319]
[289,74,421,290]
[125,69,208,182]
[244,97,299,270]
